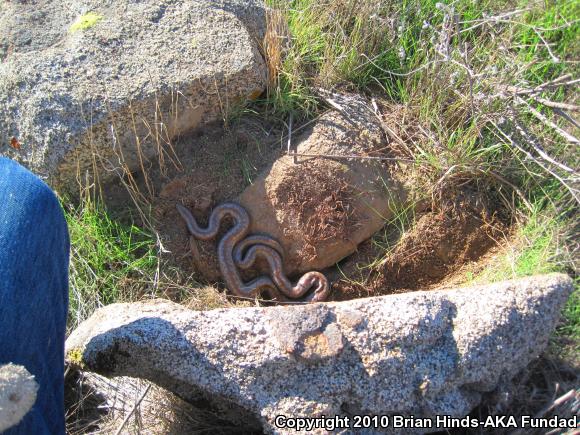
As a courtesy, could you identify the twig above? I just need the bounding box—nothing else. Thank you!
[270,113,323,149]
[454,11,475,119]
[291,151,415,162]
[554,108,580,129]
[491,120,580,205]
[113,383,152,435]
[503,75,578,96]
[535,389,577,419]
[532,27,559,63]
[517,97,580,145]
[314,89,347,113]
[286,112,296,163]
[493,18,580,33]
[534,74,576,88]
[459,9,528,33]
[531,97,580,112]
[514,120,578,175]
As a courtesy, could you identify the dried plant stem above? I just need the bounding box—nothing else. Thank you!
[517,97,580,146]
[113,384,152,435]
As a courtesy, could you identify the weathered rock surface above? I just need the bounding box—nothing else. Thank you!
[0,364,38,432]
[66,274,573,434]
[239,92,408,274]
[0,0,267,187]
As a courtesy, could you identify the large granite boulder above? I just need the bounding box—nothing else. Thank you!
[66,274,573,434]
[0,0,267,187]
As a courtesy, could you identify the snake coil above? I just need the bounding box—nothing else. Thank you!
[176,202,330,303]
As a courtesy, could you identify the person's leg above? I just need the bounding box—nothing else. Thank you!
[0,157,69,434]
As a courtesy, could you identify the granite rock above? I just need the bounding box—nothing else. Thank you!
[0,0,267,187]
[66,274,573,434]
[239,92,408,274]
[0,364,38,432]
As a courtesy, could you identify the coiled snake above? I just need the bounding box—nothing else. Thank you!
[176,202,330,303]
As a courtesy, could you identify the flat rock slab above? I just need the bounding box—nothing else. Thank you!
[66,274,573,434]
[0,0,266,186]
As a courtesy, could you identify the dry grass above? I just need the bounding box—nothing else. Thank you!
[62,0,578,432]
[263,8,289,95]
[65,372,252,435]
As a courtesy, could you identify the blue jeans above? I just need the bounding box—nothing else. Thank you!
[0,158,69,434]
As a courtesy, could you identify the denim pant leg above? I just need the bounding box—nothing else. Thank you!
[0,158,69,435]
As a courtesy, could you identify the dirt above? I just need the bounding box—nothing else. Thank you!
[269,159,360,265]
[100,117,286,283]
[331,190,508,300]
[101,109,509,303]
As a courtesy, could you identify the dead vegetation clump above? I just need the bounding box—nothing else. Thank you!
[466,353,579,435]
[65,371,257,435]
[273,160,359,262]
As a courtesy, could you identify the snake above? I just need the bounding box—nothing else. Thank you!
[176,202,329,302]
[235,243,330,302]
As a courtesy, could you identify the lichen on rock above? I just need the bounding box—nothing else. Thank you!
[69,12,104,33]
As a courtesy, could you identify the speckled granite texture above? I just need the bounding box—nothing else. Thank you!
[0,0,267,187]
[66,274,573,434]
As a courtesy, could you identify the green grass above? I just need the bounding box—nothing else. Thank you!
[62,0,579,429]
[474,207,562,284]
[64,198,157,330]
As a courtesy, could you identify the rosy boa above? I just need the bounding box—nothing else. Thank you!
[176,202,330,303]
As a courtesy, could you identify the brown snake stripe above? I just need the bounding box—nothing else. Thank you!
[176,202,329,302]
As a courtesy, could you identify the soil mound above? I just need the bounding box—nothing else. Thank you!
[332,190,507,300]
